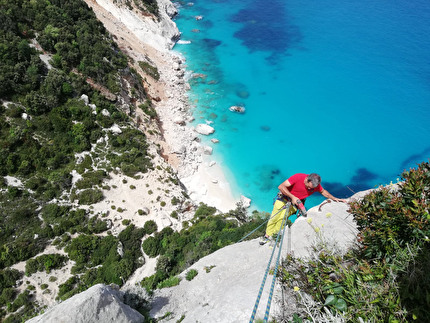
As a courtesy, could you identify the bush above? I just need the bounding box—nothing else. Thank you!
[142,236,159,258]
[185,269,198,281]
[350,162,430,259]
[194,203,217,219]
[156,276,181,289]
[138,62,160,81]
[25,254,68,275]
[171,196,180,205]
[143,220,157,235]
[76,189,104,205]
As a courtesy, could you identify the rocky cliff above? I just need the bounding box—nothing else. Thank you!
[27,190,365,322]
[26,284,144,323]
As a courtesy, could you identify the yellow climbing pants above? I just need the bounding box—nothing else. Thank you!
[266,199,297,237]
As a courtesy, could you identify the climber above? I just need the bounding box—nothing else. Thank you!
[259,173,347,245]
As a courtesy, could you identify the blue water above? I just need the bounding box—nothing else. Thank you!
[172,0,430,211]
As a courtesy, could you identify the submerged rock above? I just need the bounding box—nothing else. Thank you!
[229,105,246,114]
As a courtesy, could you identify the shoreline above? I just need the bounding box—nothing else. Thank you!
[86,0,241,213]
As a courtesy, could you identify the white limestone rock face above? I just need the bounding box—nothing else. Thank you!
[26,284,144,323]
[94,0,180,51]
[149,197,358,322]
[195,124,215,135]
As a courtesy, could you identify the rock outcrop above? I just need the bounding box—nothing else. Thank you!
[92,0,180,51]
[194,124,215,135]
[149,194,359,322]
[26,192,365,322]
[26,284,144,323]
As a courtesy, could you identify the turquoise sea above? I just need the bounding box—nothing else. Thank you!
[172,0,430,211]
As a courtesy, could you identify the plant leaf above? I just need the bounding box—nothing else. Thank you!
[324,294,337,306]
[334,298,347,312]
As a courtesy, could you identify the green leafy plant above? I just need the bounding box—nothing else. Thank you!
[156,276,181,289]
[185,269,198,281]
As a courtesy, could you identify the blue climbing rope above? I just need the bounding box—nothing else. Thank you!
[249,205,293,323]
[263,211,290,322]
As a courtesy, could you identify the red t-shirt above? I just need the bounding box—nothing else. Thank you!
[287,173,323,199]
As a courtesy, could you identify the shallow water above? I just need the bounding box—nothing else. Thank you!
[172,0,430,211]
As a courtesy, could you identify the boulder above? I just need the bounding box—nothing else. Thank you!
[101,109,111,117]
[203,146,213,155]
[229,105,245,113]
[110,124,122,134]
[195,124,215,135]
[80,94,89,105]
[26,284,144,323]
[211,138,220,143]
[174,116,186,126]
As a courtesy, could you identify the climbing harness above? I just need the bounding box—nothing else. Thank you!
[237,203,289,243]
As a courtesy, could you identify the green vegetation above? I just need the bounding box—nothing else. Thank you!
[139,101,158,120]
[157,276,181,289]
[141,204,266,291]
[58,224,145,300]
[0,0,154,319]
[138,61,160,80]
[143,220,158,235]
[185,269,198,281]
[25,254,68,276]
[280,161,430,322]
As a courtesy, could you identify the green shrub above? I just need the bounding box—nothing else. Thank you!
[194,203,217,219]
[143,220,157,235]
[25,254,68,275]
[171,196,180,205]
[76,189,104,205]
[74,170,106,189]
[138,62,160,81]
[156,276,181,289]
[0,269,23,290]
[140,271,167,293]
[185,269,198,281]
[350,162,430,259]
[0,288,17,306]
[142,236,159,258]
[122,219,131,226]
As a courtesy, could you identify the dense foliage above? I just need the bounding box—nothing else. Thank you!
[280,161,430,322]
[58,225,145,300]
[0,0,155,320]
[25,254,68,276]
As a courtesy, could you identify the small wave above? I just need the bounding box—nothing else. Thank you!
[177,40,192,45]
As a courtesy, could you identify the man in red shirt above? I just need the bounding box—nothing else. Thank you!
[260,173,346,245]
